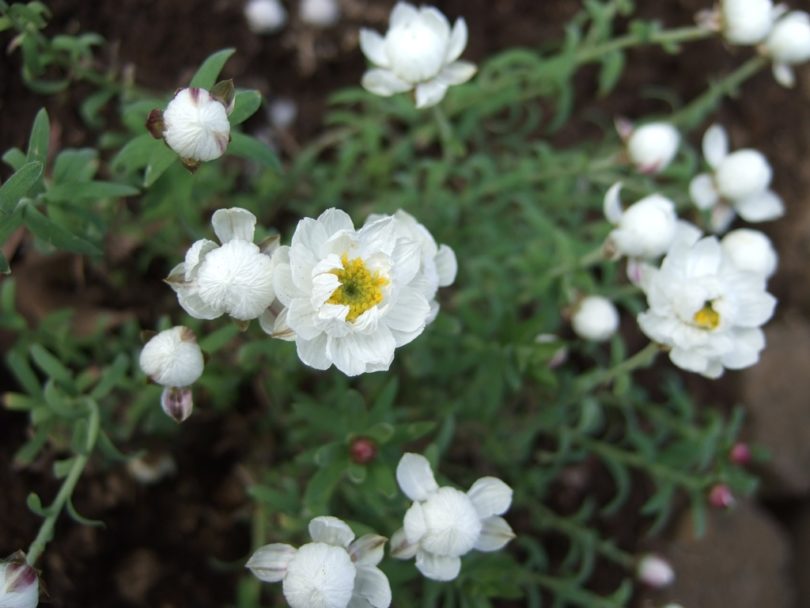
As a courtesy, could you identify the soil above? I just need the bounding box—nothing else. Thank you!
[2,1,810,607]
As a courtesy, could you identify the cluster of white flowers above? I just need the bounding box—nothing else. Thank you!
[0,558,38,608]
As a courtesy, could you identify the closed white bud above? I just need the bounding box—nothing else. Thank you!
[161,386,195,423]
[0,558,38,608]
[162,88,230,162]
[626,122,680,174]
[637,554,675,588]
[244,0,287,33]
[721,0,775,45]
[139,326,204,388]
[721,228,778,278]
[300,0,340,27]
[715,149,772,202]
[766,12,810,64]
[604,184,678,259]
[571,296,619,342]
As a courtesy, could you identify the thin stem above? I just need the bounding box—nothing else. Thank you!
[575,25,714,64]
[576,342,662,394]
[242,500,268,605]
[26,400,100,566]
[431,104,456,162]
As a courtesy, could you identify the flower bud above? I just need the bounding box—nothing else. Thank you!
[715,149,772,202]
[349,437,378,465]
[139,326,204,388]
[626,122,680,174]
[604,183,678,259]
[160,386,194,424]
[721,229,778,278]
[244,0,287,34]
[300,0,340,27]
[636,553,675,588]
[708,484,735,509]
[729,442,752,465]
[0,558,39,608]
[721,0,775,45]
[571,296,619,343]
[766,12,810,65]
[160,87,231,165]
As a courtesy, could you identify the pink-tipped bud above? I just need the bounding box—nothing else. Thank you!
[349,437,378,465]
[0,558,39,608]
[161,386,194,423]
[729,442,752,465]
[636,554,675,588]
[708,484,736,509]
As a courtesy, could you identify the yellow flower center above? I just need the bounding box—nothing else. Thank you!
[327,254,389,322]
[693,302,720,330]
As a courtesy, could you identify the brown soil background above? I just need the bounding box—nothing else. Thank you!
[2,0,810,607]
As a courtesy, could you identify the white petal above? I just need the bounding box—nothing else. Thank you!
[362,68,413,97]
[211,208,256,243]
[246,543,297,583]
[391,238,422,284]
[603,182,624,224]
[328,327,396,376]
[403,501,428,544]
[349,534,387,567]
[359,29,389,67]
[710,204,737,234]
[415,551,461,582]
[184,239,219,277]
[690,174,719,210]
[353,566,392,608]
[390,2,418,27]
[702,124,728,169]
[385,288,430,347]
[437,61,476,86]
[176,288,223,320]
[396,453,439,501]
[445,18,468,63]
[474,516,516,552]
[415,80,449,109]
[669,347,717,378]
[309,516,355,547]
[389,527,419,559]
[420,6,451,41]
[317,207,355,240]
[286,298,324,340]
[467,477,513,518]
[722,328,766,369]
[296,334,332,370]
[773,62,795,87]
[435,244,457,286]
[734,189,785,222]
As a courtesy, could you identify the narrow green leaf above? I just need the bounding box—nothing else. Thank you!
[26,492,50,517]
[0,161,43,215]
[598,50,625,97]
[67,498,105,527]
[26,108,50,164]
[6,350,43,397]
[0,251,8,274]
[189,48,235,89]
[29,344,73,384]
[144,145,177,187]
[21,203,102,255]
[46,180,139,202]
[2,148,26,171]
[53,456,77,479]
[228,132,281,170]
[111,133,158,173]
[97,430,129,462]
[304,459,346,512]
[229,90,263,126]
[53,148,97,183]
[15,429,50,466]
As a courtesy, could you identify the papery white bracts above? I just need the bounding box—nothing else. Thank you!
[572,295,620,342]
[719,0,777,45]
[764,11,810,87]
[0,557,38,608]
[159,87,231,164]
[621,121,680,174]
[604,183,678,259]
[721,228,778,278]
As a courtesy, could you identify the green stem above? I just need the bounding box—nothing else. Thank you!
[523,571,628,608]
[574,25,714,64]
[242,500,267,604]
[431,104,456,162]
[26,399,100,566]
[577,342,662,394]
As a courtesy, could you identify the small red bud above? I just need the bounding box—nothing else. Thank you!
[729,442,751,465]
[349,437,377,465]
[708,484,735,509]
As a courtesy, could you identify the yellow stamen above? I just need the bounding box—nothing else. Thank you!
[327,254,389,322]
[693,302,720,330]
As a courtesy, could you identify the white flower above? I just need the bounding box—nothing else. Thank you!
[721,228,778,278]
[689,125,784,232]
[162,88,231,163]
[638,236,777,378]
[390,453,515,582]
[571,296,619,342]
[300,0,340,27]
[244,0,287,34]
[267,208,436,376]
[246,516,391,608]
[167,208,277,322]
[139,326,204,387]
[636,554,675,588]
[604,183,678,259]
[360,2,476,108]
[764,11,810,87]
[0,558,38,608]
[363,209,457,323]
[625,122,680,174]
[720,0,776,45]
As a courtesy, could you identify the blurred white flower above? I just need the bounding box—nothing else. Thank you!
[360,2,476,108]
[300,0,340,27]
[267,208,438,376]
[139,326,204,388]
[623,121,681,174]
[160,88,231,163]
[571,295,619,342]
[0,558,38,608]
[637,235,777,378]
[721,228,778,278]
[246,516,390,608]
[604,183,678,259]
[390,453,514,582]
[689,125,784,232]
[636,554,675,588]
[764,11,810,87]
[167,208,277,322]
[720,0,777,44]
[244,0,287,34]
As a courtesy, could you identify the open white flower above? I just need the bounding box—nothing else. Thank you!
[167,208,277,322]
[720,0,777,45]
[572,295,619,342]
[604,183,677,259]
[721,228,778,278]
[246,516,391,608]
[359,2,476,108]
[764,11,810,87]
[0,558,38,608]
[139,326,204,387]
[390,453,514,582]
[363,210,457,323]
[689,125,784,232]
[267,208,435,376]
[160,87,231,164]
[623,121,680,174]
[637,235,777,378]
[244,0,287,34]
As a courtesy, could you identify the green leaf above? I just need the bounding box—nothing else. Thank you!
[144,145,177,187]
[53,148,98,183]
[67,498,105,527]
[189,48,235,89]
[2,147,26,171]
[26,492,50,517]
[15,428,50,466]
[26,108,50,164]
[45,180,139,202]
[111,133,158,173]
[21,202,102,255]
[0,161,43,215]
[304,459,347,512]
[229,90,263,126]
[228,132,280,170]
[29,344,73,384]
[198,323,240,353]
[0,251,8,274]
[598,50,625,97]
[53,456,77,479]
